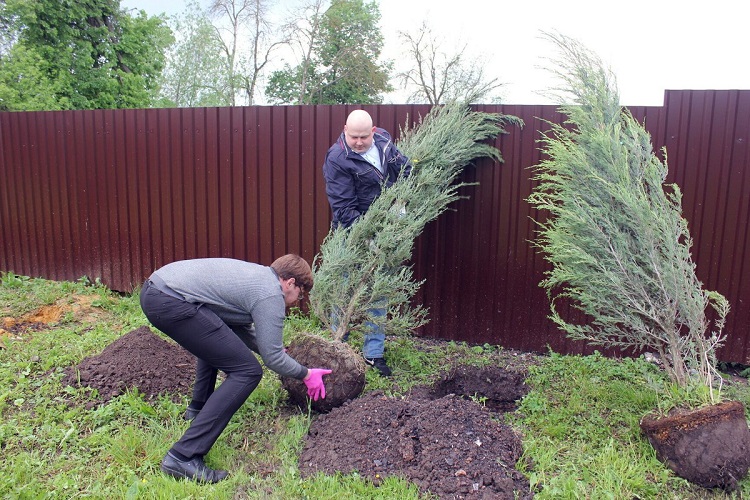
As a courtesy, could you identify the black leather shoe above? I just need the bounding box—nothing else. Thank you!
[183,407,200,421]
[160,452,229,483]
[364,357,392,377]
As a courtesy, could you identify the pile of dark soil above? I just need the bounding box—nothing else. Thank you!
[300,386,532,498]
[62,326,195,404]
[63,326,535,498]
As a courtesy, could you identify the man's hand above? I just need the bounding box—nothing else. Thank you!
[303,368,332,401]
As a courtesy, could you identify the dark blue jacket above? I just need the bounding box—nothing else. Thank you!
[322,128,412,228]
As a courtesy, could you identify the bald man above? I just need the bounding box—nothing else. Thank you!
[322,110,412,376]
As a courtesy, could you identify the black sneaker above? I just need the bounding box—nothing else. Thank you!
[364,357,392,377]
[183,407,200,421]
[160,452,229,484]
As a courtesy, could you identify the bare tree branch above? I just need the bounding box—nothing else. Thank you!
[397,22,504,104]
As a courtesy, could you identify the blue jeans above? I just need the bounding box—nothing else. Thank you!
[363,306,386,359]
[332,304,386,359]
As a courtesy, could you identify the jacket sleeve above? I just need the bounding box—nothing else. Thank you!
[323,152,362,228]
[380,129,412,179]
[393,145,412,178]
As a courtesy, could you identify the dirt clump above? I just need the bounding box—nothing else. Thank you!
[640,400,750,490]
[62,326,195,404]
[22,304,65,323]
[299,378,532,499]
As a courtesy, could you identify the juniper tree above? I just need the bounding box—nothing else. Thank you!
[527,32,728,396]
[310,99,522,341]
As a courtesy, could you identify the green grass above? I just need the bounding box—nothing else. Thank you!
[1,272,750,498]
[510,352,750,499]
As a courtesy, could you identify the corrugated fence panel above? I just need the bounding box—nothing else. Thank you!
[723,93,750,358]
[410,103,579,354]
[2,92,750,362]
[656,91,750,362]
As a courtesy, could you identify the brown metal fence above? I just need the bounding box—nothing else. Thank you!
[2,91,749,362]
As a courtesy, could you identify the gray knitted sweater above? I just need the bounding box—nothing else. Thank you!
[151,258,307,380]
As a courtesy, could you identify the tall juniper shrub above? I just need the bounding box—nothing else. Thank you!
[527,33,729,401]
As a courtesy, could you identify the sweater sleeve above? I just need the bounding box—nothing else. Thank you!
[251,295,308,380]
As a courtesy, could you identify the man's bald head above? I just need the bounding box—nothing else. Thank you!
[346,109,373,129]
[344,109,376,153]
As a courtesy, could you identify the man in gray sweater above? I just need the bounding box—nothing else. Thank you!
[140,254,331,484]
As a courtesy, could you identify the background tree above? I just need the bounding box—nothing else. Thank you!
[397,22,503,105]
[265,0,391,104]
[0,0,16,59]
[0,0,173,110]
[207,0,269,105]
[160,0,290,106]
[234,0,288,104]
[157,0,230,107]
[264,0,324,105]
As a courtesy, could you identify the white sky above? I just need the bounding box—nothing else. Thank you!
[121,0,750,106]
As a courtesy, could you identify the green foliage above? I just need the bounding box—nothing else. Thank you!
[526,32,728,394]
[0,42,62,110]
[513,352,680,498]
[265,0,391,104]
[1,271,29,289]
[311,100,522,340]
[157,0,230,107]
[0,0,173,110]
[265,63,310,104]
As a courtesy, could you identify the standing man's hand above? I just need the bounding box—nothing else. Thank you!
[303,368,332,401]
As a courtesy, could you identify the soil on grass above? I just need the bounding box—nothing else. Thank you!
[62,326,196,405]
[61,326,537,498]
[299,385,532,499]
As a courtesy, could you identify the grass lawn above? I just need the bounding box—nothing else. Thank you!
[1,272,749,498]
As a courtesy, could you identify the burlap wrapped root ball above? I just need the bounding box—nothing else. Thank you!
[282,332,366,413]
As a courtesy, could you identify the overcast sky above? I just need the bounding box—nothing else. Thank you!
[121,0,749,106]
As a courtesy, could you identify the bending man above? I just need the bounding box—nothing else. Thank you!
[140,254,331,483]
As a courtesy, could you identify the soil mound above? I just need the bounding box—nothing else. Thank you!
[62,326,195,404]
[299,364,533,499]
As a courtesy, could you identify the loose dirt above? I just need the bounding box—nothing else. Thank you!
[299,388,531,498]
[61,326,536,498]
[62,326,196,405]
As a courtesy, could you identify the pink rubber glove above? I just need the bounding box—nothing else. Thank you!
[303,368,332,401]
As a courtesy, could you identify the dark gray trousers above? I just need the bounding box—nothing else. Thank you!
[140,280,262,458]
